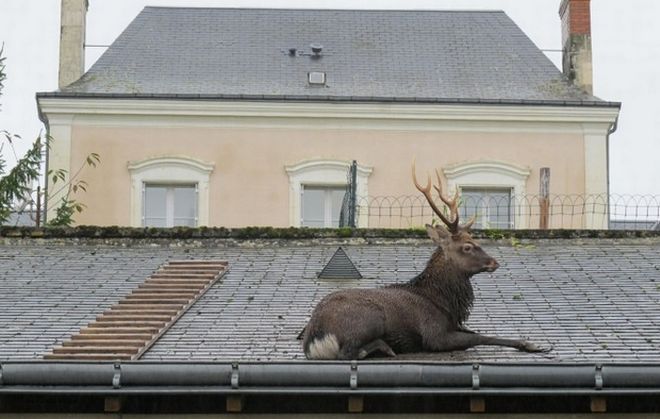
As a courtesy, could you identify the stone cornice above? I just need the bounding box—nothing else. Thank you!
[37,97,621,126]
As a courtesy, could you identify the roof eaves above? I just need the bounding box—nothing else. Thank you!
[36,92,622,108]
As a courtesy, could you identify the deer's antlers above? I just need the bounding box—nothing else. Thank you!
[412,160,474,233]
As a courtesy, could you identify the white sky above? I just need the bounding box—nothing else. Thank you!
[1,0,658,195]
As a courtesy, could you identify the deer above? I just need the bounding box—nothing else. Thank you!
[301,163,547,360]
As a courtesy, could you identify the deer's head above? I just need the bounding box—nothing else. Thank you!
[413,162,499,276]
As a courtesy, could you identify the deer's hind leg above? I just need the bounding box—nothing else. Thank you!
[358,338,396,359]
[429,331,549,353]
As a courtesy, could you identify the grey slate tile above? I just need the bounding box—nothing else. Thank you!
[53,8,602,103]
[1,240,659,363]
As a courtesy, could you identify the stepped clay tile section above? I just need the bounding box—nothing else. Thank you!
[44,260,228,361]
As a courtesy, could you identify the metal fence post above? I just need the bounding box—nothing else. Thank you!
[348,160,357,228]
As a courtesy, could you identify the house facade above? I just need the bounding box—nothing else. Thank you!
[38,1,620,229]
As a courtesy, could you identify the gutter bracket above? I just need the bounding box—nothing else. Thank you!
[112,363,121,389]
[350,361,358,390]
[595,364,603,390]
[472,364,480,390]
[231,362,240,389]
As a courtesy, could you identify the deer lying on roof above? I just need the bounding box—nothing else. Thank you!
[302,163,547,359]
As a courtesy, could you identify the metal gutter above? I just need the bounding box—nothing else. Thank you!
[35,91,622,108]
[606,116,619,230]
[4,387,660,396]
[1,362,659,396]
[34,93,51,224]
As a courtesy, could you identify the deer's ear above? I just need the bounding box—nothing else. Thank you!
[425,224,451,244]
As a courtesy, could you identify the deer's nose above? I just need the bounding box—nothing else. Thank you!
[485,259,500,272]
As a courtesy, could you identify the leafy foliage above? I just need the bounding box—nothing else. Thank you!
[0,45,43,224]
[0,137,42,223]
[46,152,100,226]
[0,47,100,226]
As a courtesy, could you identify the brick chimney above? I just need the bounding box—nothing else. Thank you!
[58,0,88,89]
[559,0,593,94]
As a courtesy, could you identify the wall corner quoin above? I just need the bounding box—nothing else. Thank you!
[43,114,75,222]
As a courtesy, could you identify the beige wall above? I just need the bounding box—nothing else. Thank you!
[68,124,585,227]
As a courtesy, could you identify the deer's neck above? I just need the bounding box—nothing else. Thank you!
[409,248,474,326]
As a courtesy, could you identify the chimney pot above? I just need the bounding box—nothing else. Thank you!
[58,0,88,89]
[559,0,593,94]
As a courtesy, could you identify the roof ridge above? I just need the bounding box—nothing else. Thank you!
[142,6,507,13]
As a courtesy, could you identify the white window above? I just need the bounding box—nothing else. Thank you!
[144,184,198,227]
[127,156,214,227]
[301,185,346,228]
[285,159,373,228]
[443,160,530,229]
[460,187,513,229]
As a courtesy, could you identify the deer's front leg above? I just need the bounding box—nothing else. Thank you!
[426,331,548,353]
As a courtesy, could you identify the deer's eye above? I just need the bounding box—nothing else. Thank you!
[462,244,473,253]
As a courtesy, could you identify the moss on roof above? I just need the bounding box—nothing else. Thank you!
[2,226,660,240]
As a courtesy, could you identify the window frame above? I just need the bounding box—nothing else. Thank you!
[127,156,214,227]
[285,159,373,228]
[460,186,514,229]
[143,183,199,228]
[300,184,347,228]
[442,160,531,229]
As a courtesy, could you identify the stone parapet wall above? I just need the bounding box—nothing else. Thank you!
[2,226,660,248]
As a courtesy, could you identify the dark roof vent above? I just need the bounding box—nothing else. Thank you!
[318,247,362,280]
[310,43,323,57]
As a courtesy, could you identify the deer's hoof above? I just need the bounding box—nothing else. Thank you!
[522,341,552,353]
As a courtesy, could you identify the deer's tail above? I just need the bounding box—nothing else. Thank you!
[304,333,340,359]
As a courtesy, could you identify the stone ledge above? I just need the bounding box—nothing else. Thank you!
[1,226,660,242]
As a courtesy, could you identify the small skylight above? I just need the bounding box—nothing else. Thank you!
[308,71,326,86]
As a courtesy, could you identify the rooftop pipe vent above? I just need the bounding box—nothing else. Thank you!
[318,247,362,280]
[310,43,323,57]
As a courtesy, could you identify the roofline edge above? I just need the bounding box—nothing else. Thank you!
[36,96,621,128]
[36,91,621,108]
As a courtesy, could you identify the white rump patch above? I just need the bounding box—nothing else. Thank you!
[306,334,340,359]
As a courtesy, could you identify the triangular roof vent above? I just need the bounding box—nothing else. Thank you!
[318,247,362,280]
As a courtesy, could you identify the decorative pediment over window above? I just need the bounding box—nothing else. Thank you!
[443,160,531,183]
[128,156,215,175]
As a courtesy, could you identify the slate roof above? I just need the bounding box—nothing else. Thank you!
[53,7,610,105]
[1,238,659,363]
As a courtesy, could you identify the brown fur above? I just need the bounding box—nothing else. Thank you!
[302,226,547,359]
